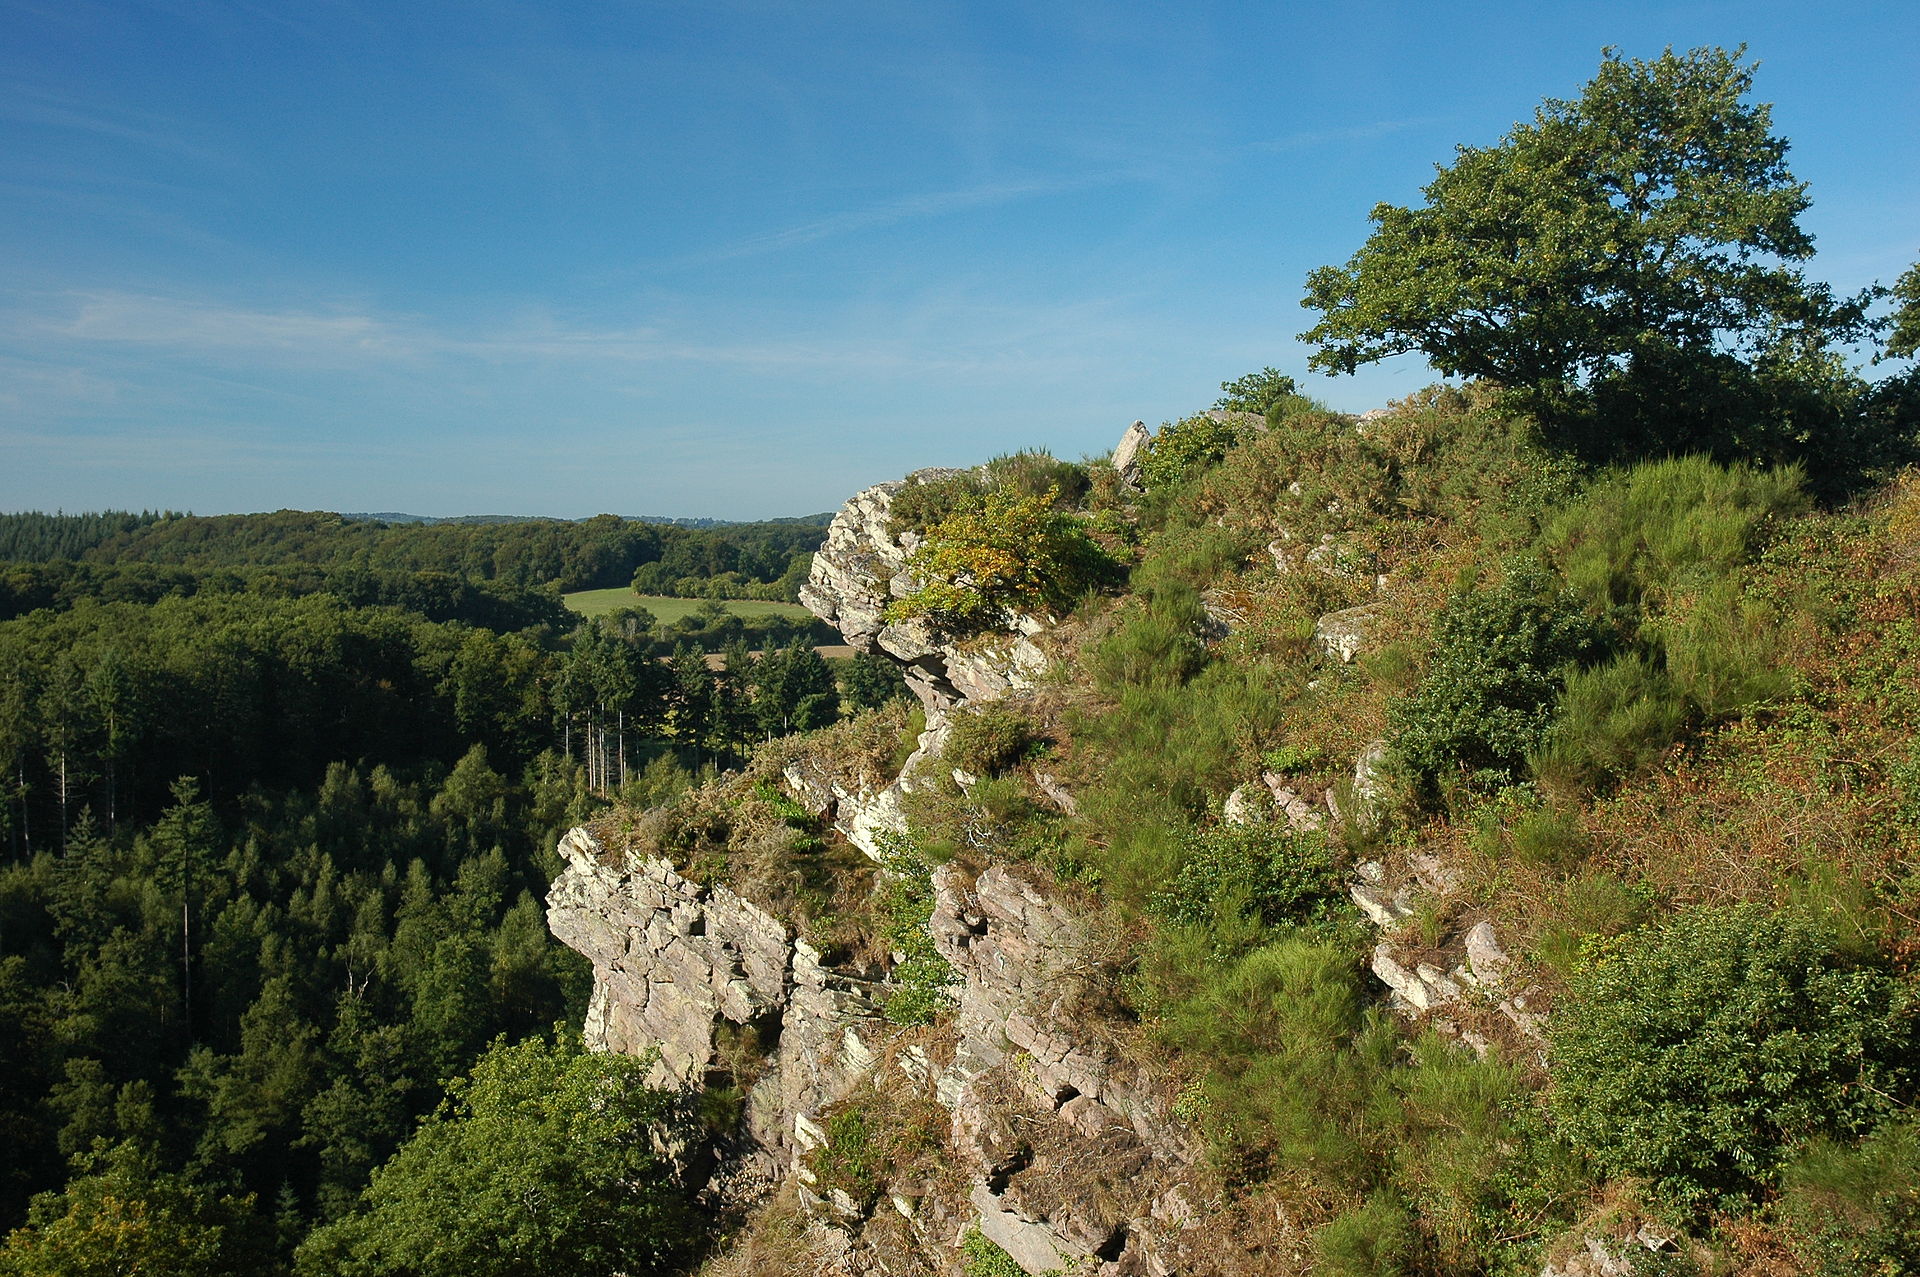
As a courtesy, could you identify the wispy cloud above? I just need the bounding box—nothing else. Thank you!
[0,85,227,166]
[1246,116,1449,155]
[42,292,408,355]
[666,171,1136,267]
[3,284,1141,382]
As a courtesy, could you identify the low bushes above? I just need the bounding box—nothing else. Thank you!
[1392,567,1604,794]
[887,485,1121,631]
[1548,904,1920,1211]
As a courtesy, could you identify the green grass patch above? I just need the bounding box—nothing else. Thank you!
[561,589,814,622]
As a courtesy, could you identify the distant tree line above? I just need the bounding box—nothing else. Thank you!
[0,509,829,600]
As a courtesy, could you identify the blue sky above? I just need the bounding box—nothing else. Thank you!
[3,1,1916,519]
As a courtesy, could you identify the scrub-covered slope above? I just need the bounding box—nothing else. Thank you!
[549,378,1920,1276]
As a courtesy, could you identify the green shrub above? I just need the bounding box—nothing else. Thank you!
[981,450,1092,507]
[1215,366,1301,418]
[1314,1190,1417,1277]
[1390,1034,1582,1272]
[1548,904,1919,1210]
[809,1107,884,1208]
[1532,653,1688,792]
[887,486,1121,630]
[1090,592,1208,691]
[1261,742,1327,775]
[1150,823,1344,934]
[1777,1119,1920,1277]
[1547,456,1805,623]
[1161,940,1397,1187]
[1392,566,1604,795]
[1534,872,1653,976]
[1137,414,1248,493]
[1508,806,1590,871]
[945,704,1038,777]
[872,829,956,1026]
[887,470,985,536]
[888,452,1091,537]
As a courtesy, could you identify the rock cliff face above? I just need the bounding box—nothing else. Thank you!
[546,827,885,1182]
[544,831,1211,1274]
[544,450,1544,1274]
[545,464,1220,1273]
[798,472,1051,714]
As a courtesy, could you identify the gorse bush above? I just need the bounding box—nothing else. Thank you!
[1777,1119,1920,1277]
[1528,457,1803,790]
[887,485,1120,630]
[1137,413,1249,494]
[1393,566,1604,795]
[943,703,1037,777]
[1158,939,1397,1187]
[1547,455,1804,623]
[1548,904,1920,1212]
[1150,823,1344,933]
[887,451,1092,536]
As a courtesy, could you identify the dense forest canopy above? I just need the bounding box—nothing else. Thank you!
[0,498,901,1274]
[0,508,829,601]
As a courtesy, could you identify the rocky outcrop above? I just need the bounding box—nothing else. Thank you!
[796,469,1056,865]
[546,827,884,1177]
[1312,601,1385,664]
[547,822,1212,1275]
[799,472,1050,714]
[1112,420,1151,488]
[865,863,1208,1275]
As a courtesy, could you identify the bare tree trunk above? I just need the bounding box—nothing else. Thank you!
[182,898,193,1039]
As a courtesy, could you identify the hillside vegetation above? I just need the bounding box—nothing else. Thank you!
[612,47,1920,1277]
[5,42,1920,1277]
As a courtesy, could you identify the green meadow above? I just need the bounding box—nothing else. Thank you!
[562,588,815,623]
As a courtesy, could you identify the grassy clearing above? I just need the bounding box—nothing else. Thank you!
[562,589,814,622]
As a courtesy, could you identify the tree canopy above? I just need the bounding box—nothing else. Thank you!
[296,1034,698,1277]
[1300,47,1878,473]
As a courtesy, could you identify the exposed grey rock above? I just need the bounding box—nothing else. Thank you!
[1371,944,1464,1013]
[1350,883,1414,929]
[1199,590,1244,642]
[1352,741,1391,810]
[1112,420,1151,487]
[800,475,1052,716]
[1268,779,1329,832]
[971,1183,1089,1273]
[1313,601,1386,663]
[1305,534,1370,582]
[545,828,882,1181]
[1032,771,1079,816]
[1539,1224,1681,1277]
[1464,921,1510,989]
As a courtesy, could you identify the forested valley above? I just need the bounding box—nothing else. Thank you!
[0,510,904,1273]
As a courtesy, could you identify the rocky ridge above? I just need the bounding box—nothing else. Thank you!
[544,422,1607,1274]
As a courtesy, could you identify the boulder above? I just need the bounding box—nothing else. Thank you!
[1313,602,1386,664]
[1112,420,1152,487]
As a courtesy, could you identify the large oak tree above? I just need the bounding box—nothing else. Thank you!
[1300,47,1878,475]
